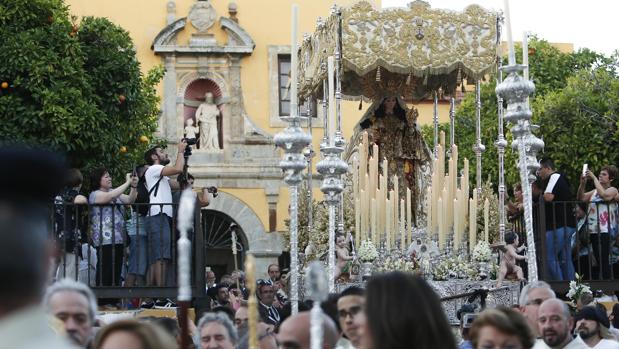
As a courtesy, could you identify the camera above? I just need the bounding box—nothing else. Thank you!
[206,186,218,198]
[183,138,196,157]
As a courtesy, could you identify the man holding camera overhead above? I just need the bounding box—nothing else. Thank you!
[143,140,187,287]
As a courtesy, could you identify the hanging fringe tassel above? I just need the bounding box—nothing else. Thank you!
[406,72,412,86]
[358,99,363,110]
[456,67,462,86]
[375,66,381,82]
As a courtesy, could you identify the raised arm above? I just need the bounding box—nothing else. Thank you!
[588,170,618,201]
[196,188,210,207]
[93,174,131,204]
[161,141,187,177]
[577,173,594,202]
[508,246,527,261]
[120,175,139,204]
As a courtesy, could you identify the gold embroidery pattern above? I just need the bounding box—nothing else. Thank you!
[298,1,498,99]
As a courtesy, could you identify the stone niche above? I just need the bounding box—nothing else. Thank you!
[152,0,283,277]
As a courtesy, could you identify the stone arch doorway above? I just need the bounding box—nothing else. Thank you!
[184,78,224,149]
[201,209,247,279]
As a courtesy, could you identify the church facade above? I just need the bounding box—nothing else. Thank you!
[65,0,572,276]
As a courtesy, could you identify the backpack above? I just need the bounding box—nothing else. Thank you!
[53,188,81,253]
[134,173,162,216]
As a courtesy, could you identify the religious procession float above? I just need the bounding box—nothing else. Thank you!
[272,0,544,323]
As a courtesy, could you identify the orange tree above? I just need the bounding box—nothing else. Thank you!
[0,0,163,182]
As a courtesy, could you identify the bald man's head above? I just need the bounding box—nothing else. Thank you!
[538,299,573,348]
[278,311,338,349]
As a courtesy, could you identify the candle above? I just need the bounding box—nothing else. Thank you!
[469,197,476,251]
[245,255,258,349]
[290,4,299,118]
[484,198,490,242]
[426,187,432,236]
[407,187,412,246]
[454,198,459,250]
[438,196,444,250]
[522,31,529,81]
[503,0,516,65]
[400,198,405,249]
[355,198,360,247]
[327,57,336,146]
[386,197,391,249]
[371,198,377,245]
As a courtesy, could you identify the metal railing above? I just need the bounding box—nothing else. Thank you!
[51,202,207,301]
[511,199,619,292]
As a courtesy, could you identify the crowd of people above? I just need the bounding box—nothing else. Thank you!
[506,159,619,282]
[53,141,216,307]
[1,145,619,349]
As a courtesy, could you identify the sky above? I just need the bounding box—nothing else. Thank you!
[380,0,618,56]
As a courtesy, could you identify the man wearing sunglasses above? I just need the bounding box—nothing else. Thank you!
[257,279,281,326]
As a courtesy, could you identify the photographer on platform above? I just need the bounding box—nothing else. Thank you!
[143,140,187,287]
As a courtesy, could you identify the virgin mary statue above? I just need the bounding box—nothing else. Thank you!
[354,95,432,224]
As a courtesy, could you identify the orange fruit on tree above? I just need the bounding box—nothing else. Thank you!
[139,135,149,144]
[1,82,8,89]
[119,95,126,104]
[119,146,127,153]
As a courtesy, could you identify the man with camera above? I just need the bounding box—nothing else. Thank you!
[143,140,187,287]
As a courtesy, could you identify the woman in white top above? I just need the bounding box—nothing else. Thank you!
[577,165,618,279]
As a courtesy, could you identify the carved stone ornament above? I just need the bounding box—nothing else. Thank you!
[188,0,217,33]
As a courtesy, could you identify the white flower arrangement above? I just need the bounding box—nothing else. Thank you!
[472,241,492,262]
[378,256,418,273]
[566,273,591,304]
[358,239,379,262]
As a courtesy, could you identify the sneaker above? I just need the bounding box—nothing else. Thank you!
[154,298,177,309]
[140,300,155,309]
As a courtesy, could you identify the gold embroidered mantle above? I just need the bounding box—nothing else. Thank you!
[298,0,498,100]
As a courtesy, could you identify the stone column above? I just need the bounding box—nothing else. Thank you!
[163,55,177,141]
[229,56,244,140]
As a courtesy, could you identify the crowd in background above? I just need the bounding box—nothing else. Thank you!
[505,159,619,282]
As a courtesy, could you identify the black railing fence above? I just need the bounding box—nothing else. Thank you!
[511,199,619,292]
[52,198,619,301]
[51,202,207,301]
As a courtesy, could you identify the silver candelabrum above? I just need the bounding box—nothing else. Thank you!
[495,63,542,283]
[273,106,311,316]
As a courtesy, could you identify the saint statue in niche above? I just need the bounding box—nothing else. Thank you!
[196,92,221,151]
[358,96,432,223]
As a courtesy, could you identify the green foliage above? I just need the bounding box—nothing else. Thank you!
[0,0,163,185]
[422,37,618,194]
[533,66,619,190]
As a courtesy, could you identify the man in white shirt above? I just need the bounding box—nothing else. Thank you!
[143,141,187,287]
[574,306,619,349]
[538,299,587,349]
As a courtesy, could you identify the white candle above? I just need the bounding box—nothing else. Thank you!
[484,198,490,242]
[522,31,529,81]
[426,187,432,236]
[290,5,299,117]
[454,198,459,250]
[327,57,336,146]
[503,0,516,65]
[469,197,476,251]
[386,197,391,249]
[400,198,405,250]
[371,198,377,245]
[407,188,412,246]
